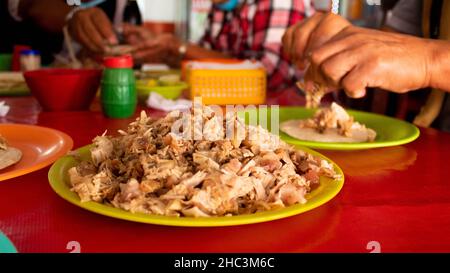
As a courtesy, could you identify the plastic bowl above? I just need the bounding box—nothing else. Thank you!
[136,81,188,103]
[24,68,102,111]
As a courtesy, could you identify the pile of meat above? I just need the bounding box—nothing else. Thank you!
[68,107,338,217]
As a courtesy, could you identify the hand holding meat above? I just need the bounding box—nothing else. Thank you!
[123,25,181,66]
[283,12,450,97]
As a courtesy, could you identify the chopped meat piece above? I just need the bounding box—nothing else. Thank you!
[91,135,113,166]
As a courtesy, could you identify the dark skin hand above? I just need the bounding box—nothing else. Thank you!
[122,24,229,67]
[68,7,118,53]
[18,0,117,54]
[18,0,72,32]
[283,12,450,97]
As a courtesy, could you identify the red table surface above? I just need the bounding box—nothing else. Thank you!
[1,94,450,253]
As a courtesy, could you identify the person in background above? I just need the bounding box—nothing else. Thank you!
[382,0,450,131]
[282,9,450,128]
[124,0,315,93]
[5,0,140,62]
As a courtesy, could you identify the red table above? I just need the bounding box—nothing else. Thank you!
[1,95,450,253]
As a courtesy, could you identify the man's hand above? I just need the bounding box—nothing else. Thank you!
[282,12,351,69]
[122,23,154,46]
[123,25,181,66]
[306,27,434,98]
[68,7,117,53]
[282,12,438,98]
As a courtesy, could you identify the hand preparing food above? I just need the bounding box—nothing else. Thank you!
[67,107,339,217]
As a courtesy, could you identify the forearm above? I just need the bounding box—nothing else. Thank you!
[19,0,72,32]
[429,40,450,92]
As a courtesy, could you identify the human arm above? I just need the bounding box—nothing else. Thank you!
[282,12,450,97]
[15,0,117,53]
[122,24,229,67]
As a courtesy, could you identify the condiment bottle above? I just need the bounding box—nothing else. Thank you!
[101,55,136,118]
[20,49,41,71]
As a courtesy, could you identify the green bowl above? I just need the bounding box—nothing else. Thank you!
[0,54,12,71]
[136,82,188,102]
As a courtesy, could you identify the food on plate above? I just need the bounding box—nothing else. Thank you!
[139,74,183,88]
[0,135,22,170]
[281,103,377,143]
[296,81,325,109]
[0,72,29,92]
[68,107,339,217]
[157,74,181,86]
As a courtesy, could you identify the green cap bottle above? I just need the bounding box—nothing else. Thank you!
[101,55,136,118]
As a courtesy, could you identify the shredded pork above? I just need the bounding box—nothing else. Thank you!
[0,135,8,151]
[299,102,376,140]
[296,81,326,109]
[68,107,338,217]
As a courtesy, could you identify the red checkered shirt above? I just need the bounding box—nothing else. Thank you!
[200,0,314,92]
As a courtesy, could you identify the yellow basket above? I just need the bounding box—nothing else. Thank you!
[186,68,266,105]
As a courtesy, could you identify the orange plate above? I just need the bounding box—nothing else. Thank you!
[0,124,73,181]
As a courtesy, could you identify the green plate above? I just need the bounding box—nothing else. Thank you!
[136,82,188,102]
[48,145,344,227]
[239,107,420,150]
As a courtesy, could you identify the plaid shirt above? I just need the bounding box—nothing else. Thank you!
[201,0,314,92]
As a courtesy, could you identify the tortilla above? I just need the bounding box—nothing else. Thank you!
[0,147,22,170]
[281,119,376,143]
[106,45,136,56]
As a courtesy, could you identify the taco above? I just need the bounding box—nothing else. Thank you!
[281,103,376,143]
[0,135,22,170]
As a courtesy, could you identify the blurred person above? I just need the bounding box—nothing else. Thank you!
[382,0,450,130]
[124,0,315,92]
[5,0,141,61]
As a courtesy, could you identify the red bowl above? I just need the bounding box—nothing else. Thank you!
[24,68,102,111]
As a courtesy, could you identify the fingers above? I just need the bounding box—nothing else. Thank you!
[79,16,106,52]
[133,47,167,64]
[71,21,99,52]
[282,12,353,71]
[304,60,330,87]
[320,49,359,86]
[341,64,370,98]
[303,26,374,97]
[122,23,142,36]
[291,13,326,64]
[69,8,116,53]
[303,13,352,59]
[94,9,117,45]
[132,36,165,61]
[282,25,294,55]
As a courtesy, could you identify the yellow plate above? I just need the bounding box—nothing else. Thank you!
[48,145,344,227]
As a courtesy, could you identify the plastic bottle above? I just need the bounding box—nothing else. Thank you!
[20,49,41,71]
[101,55,136,118]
